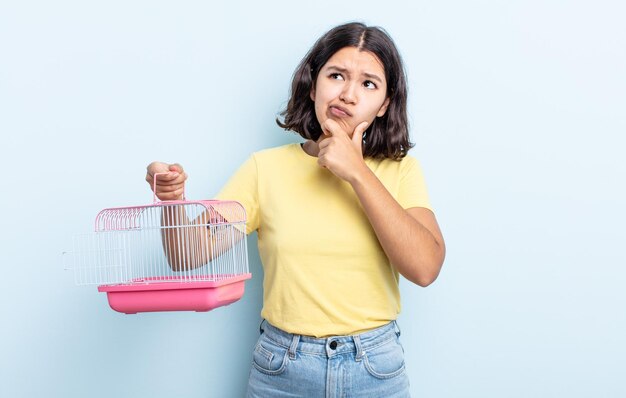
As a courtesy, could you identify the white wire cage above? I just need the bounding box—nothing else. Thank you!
[64,199,251,314]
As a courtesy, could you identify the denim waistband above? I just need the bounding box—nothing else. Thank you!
[259,320,401,359]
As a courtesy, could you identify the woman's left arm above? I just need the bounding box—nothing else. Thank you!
[350,169,446,287]
[318,119,446,287]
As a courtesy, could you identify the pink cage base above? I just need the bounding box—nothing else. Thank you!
[97,273,252,314]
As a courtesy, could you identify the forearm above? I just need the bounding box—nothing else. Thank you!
[161,206,209,271]
[349,167,445,287]
[160,207,245,271]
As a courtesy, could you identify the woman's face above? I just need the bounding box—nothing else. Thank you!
[311,46,390,139]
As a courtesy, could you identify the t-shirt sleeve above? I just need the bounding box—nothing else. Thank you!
[397,156,433,211]
[214,155,260,235]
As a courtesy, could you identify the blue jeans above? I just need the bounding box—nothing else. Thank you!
[246,320,411,397]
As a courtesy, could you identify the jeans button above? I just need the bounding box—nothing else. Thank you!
[329,340,338,350]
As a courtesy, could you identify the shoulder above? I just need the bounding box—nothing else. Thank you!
[251,143,299,161]
[242,144,304,176]
[400,154,422,170]
[253,143,299,156]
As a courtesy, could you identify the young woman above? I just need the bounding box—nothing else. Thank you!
[146,22,445,397]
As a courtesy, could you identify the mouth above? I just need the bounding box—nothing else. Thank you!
[328,105,352,117]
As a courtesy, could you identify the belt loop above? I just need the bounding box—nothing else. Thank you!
[394,320,401,338]
[353,335,365,361]
[259,319,265,335]
[288,334,300,360]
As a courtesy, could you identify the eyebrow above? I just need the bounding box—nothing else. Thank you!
[325,65,384,84]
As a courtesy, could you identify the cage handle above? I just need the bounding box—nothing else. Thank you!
[153,172,186,203]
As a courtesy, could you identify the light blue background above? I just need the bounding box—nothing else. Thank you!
[1,1,624,397]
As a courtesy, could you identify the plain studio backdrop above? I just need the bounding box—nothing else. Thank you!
[1,1,624,397]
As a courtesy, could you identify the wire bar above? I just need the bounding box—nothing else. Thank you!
[67,201,249,286]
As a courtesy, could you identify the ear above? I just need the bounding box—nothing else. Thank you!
[377,97,390,117]
[310,84,316,101]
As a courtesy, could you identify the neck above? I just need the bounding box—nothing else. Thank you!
[302,138,325,157]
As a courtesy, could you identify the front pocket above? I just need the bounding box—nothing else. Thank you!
[252,337,289,376]
[362,338,406,379]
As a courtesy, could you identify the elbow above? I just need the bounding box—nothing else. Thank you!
[420,244,446,287]
[407,252,445,288]
[165,252,183,271]
[400,263,440,287]
[413,272,440,288]
[168,262,197,273]
[167,254,212,272]
[166,257,197,272]
[167,259,184,272]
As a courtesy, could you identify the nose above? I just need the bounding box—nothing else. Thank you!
[339,81,357,104]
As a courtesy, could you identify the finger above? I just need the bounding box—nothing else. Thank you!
[169,163,184,173]
[156,189,183,201]
[147,161,170,174]
[172,187,185,199]
[321,118,344,137]
[147,164,173,186]
[352,121,369,147]
[317,145,332,168]
[154,171,181,182]
[317,156,328,169]
[161,187,185,200]
[155,183,184,193]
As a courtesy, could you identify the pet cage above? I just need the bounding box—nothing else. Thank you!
[64,181,251,314]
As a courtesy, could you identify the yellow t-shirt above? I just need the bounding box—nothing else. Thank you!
[215,143,431,337]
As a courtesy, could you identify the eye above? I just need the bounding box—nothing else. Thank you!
[329,73,344,81]
[363,80,377,90]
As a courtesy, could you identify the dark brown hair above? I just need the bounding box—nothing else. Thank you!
[277,22,413,160]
